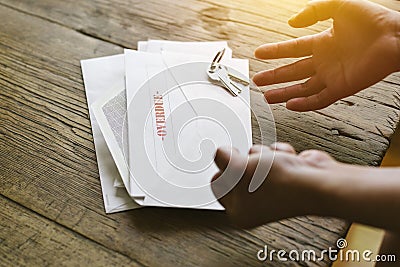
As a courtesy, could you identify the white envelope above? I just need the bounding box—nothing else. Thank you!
[81,55,141,213]
[129,40,232,195]
[145,40,233,59]
[91,88,130,190]
[97,41,233,193]
[125,50,252,209]
[125,42,233,200]
[82,41,248,213]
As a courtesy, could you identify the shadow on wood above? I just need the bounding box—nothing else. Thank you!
[126,207,233,231]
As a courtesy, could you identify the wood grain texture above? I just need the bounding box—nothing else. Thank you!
[0,195,136,266]
[0,0,399,266]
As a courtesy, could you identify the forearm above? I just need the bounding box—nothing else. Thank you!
[324,165,400,233]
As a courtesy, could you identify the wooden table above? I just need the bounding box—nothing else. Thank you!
[1,0,399,266]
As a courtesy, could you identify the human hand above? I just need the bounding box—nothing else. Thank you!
[253,0,400,111]
[211,143,342,228]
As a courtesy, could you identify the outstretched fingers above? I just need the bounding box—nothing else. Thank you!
[264,76,325,104]
[255,35,316,59]
[286,88,338,111]
[253,57,315,86]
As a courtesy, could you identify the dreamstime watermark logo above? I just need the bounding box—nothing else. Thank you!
[257,238,396,263]
[122,61,277,206]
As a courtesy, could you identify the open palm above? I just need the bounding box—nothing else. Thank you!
[253,0,400,111]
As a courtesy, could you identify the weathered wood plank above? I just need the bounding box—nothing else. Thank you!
[0,195,136,267]
[0,0,399,266]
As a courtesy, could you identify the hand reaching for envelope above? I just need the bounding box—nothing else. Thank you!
[211,144,342,228]
[211,0,400,231]
[253,0,400,111]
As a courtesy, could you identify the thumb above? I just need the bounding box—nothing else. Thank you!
[288,0,341,28]
[214,146,241,171]
[212,147,246,205]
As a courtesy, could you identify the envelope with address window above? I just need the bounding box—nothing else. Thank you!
[82,40,253,213]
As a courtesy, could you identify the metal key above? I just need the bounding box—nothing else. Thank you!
[216,66,242,96]
[207,48,246,96]
[227,70,250,86]
[207,63,242,96]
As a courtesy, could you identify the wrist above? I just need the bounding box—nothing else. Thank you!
[291,162,359,218]
[284,162,345,218]
[321,164,364,219]
[321,165,400,232]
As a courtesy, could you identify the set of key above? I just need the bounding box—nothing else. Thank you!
[206,48,249,97]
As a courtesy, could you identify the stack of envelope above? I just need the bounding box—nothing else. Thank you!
[81,40,252,213]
